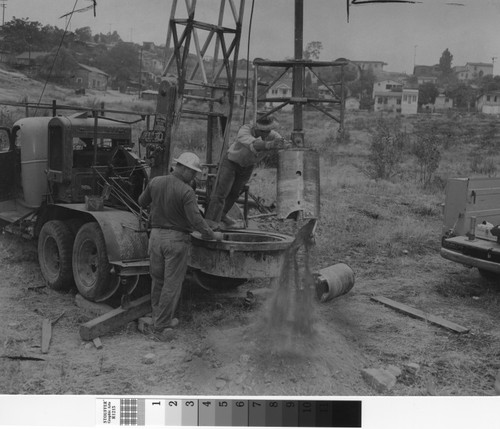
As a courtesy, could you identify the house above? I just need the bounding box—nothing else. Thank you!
[433,93,453,111]
[74,64,109,91]
[401,88,419,115]
[416,75,438,85]
[372,79,403,113]
[13,51,50,67]
[265,78,293,111]
[345,97,360,111]
[477,91,500,114]
[351,60,387,75]
[454,62,493,81]
[422,93,453,112]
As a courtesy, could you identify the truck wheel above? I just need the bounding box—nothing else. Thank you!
[38,220,75,291]
[478,269,500,281]
[73,222,119,302]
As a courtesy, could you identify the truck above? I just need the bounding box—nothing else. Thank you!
[0,107,293,304]
[440,176,500,279]
[0,111,151,302]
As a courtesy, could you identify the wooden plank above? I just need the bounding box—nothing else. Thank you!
[41,319,52,354]
[370,296,470,334]
[79,294,151,341]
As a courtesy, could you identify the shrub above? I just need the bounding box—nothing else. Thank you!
[412,132,442,188]
[365,118,407,180]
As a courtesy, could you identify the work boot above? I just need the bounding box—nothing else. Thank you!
[221,214,237,228]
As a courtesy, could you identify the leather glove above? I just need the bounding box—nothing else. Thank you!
[213,231,224,241]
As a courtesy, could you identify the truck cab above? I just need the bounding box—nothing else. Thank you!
[441,177,500,278]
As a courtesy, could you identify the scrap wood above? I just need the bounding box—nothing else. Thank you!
[370,295,470,334]
[92,337,103,350]
[41,319,52,354]
[79,294,151,341]
[1,355,45,361]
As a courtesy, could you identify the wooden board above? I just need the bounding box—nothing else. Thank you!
[79,294,151,341]
[370,296,470,334]
[41,319,52,354]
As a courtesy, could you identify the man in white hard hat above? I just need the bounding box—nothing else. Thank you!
[205,115,289,228]
[139,152,223,341]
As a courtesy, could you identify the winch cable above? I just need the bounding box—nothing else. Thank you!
[35,0,80,115]
[242,0,256,126]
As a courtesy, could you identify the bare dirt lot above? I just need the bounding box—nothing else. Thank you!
[1,210,499,397]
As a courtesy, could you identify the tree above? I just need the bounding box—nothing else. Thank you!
[0,18,43,53]
[75,26,93,42]
[446,82,476,110]
[303,41,323,60]
[36,47,79,84]
[418,82,439,106]
[439,48,453,76]
[94,41,139,89]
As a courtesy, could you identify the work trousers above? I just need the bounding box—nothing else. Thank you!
[148,228,190,331]
[205,156,254,223]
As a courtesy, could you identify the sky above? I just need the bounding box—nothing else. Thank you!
[4,0,500,75]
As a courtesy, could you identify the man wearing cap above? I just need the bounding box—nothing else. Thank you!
[205,115,288,228]
[139,152,223,341]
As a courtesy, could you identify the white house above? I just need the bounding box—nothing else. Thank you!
[454,62,493,81]
[265,79,293,111]
[477,91,500,114]
[401,88,419,115]
[372,79,403,113]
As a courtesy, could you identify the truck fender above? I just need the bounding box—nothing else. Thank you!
[46,204,149,263]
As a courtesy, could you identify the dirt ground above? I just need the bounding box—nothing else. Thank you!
[1,214,499,398]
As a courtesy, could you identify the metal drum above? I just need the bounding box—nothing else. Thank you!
[277,148,320,219]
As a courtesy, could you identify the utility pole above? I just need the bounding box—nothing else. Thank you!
[492,57,497,75]
[1,1,7,26]
[413,45,418,72]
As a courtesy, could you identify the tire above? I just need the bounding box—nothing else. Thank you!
[478,269,500,281]
[72,222,117,302]
[38,220,75,291]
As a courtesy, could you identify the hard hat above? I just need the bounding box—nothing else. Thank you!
[254,115,278,131]
[173,152,202,173]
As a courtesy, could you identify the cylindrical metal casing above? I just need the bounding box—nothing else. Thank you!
[277,148,320,219]
[315,263,355,303]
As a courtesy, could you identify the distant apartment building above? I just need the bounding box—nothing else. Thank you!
[477,91,500,114]
[454,62,493,81]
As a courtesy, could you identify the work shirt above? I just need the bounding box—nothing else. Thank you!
[138,173,214,239]
[227,124,282,167]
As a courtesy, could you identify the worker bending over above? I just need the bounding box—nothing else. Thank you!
[139,152,223,341]
[205,115,289,228]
